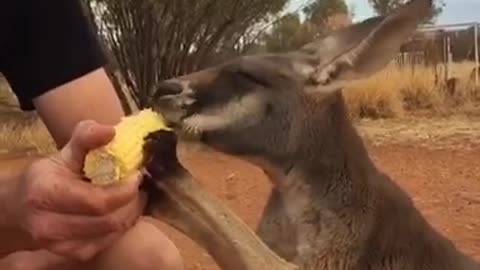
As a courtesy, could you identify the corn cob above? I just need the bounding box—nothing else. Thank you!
[83,108,171,186]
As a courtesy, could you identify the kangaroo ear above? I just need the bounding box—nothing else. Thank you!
[293,0,433,93]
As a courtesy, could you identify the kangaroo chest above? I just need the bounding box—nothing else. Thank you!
[258,171,366,269]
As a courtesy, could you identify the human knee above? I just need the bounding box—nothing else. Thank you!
[126,223,183,270]
[92,219,184,270]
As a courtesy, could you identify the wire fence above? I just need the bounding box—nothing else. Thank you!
[395,21,479,86]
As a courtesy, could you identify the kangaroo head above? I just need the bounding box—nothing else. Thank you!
[150,0,432,168]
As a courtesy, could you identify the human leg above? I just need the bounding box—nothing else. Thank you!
[0,218,183,270]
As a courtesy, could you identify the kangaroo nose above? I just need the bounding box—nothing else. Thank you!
[149,80,197,126]
[149,79,195,108]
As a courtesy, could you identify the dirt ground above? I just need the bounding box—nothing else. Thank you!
[0,115,479,269]
[149,116,480,270]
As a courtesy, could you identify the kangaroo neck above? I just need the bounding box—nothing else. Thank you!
[293,92,376,203]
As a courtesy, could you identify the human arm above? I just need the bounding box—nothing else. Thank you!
[0,0,144,260]
[33,67,125,148]
[0,69,128,251]
[1,0,126,148]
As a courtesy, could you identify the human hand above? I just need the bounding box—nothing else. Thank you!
[0,249,80,270]
[7,120,146,261]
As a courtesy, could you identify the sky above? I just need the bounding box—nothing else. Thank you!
[287,0,480,26]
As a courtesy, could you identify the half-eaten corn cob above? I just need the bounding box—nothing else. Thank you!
[83,108,171,186]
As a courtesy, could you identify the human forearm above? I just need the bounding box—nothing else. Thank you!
[0,156,40,255]
[33,68,125,148]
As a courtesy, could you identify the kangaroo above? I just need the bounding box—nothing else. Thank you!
[143,0,480,269]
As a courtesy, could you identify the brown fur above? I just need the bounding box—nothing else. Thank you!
[147,0,480,269]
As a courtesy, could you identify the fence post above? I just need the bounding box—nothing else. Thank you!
[446,36,452,80]
[475,22,479,86]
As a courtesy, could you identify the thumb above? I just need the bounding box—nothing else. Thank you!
[59,120,116,172]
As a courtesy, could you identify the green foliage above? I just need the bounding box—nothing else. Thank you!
[264,14,316,53]
[303,0,348,29]
[368,0,402,15]
[368,0,445,22]
[264,0,350,53]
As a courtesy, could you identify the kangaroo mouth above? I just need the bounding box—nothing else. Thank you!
[160,113,206,142]
[150,91,235,143]
[155,105,228,143]
[150,97,205,141]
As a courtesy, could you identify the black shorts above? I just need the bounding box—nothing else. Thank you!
[0,0,107,110]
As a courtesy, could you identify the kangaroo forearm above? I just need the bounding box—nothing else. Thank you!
[147,169,298,270]
[0,156,39,255]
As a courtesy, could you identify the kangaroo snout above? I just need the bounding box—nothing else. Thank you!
[150,80,197,128]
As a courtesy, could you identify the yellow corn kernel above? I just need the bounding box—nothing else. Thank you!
[83,108,171,186]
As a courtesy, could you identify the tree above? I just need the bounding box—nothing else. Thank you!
[82,0,288,109]
[303,0,350,31]
[264,0,351,53]
[264,13,316,53]
[368,0,445,22]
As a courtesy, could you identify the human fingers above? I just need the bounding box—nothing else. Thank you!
[58,120,115,173]
[27,250,76,270]
[42,194,145,261]
[25,190,146,243]
[29,169,143,216]
[25,211,122,242]
[45,231,123,262]
[0,249,73,270]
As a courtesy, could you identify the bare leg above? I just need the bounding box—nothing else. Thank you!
[0,218,183,270]
[84,217,183,270]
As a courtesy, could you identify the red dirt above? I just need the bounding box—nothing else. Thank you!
[150,143,480,270]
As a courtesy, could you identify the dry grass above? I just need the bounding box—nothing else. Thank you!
[0,77,56,155]
[343,61,480,119]
[343,64,407,118]
[356,114,480,150]
[0,76,19,108]
[0,61,479,155]
[0,113,56,156]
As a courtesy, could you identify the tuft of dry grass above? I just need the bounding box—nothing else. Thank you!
[0,76,55,155]
[343,61,480,119]
[0,114,56,155]
[0,61,479,155]
[343,65,406,119]
[0,76,20,108]
[401,67,442,111]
